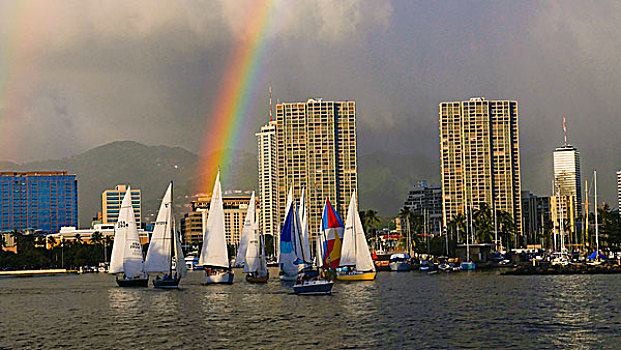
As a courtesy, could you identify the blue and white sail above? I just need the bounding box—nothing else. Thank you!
[279,188,304,278]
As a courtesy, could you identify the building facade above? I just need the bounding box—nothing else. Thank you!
[180,211,203,245]
[274,99,358,245]
[182,194,260,247]
[101,184,141,226]
[0,171,78,232]
[439,97,523,236]
[403,180,443,235]
[256,121,279,245]
[553,144,582,234]
[521,190,551,246]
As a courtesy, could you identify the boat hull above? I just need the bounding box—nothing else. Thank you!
[293,280,334,295]
[460,262,475,271]
[279,274,297,281]
[153,277,181,289]
[204,271,234,284]
[246,271,269,283]
[116,277,149,287]
[389,262,412,271]
[336,271,376,281]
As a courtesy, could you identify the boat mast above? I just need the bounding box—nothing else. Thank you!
[169,181,174,277]
[594,169,599,258]
[584,178,589,250]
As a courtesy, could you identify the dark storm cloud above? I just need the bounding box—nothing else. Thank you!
[0,0,619,205]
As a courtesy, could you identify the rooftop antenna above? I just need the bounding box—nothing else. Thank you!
[269,82,273,122]
[563,115,567,146]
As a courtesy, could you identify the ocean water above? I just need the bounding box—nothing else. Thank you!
[0,269,619,349]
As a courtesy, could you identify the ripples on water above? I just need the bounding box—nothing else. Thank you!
[0,269,619,349]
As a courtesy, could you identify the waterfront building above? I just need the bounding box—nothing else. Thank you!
[182,194,260,247]
[553,123,582,233]
[274,98,358,245]
[48,223,150,246]
[0,171,78,232]
[439,97,523,237]
[180,211,203,245]
[521,191,551,246]
[101,184,141,226]
[256,121,279,247]
[403,180,443,235]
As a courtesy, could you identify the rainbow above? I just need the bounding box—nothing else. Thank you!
[195,0,276,192]
[0,1,48,159]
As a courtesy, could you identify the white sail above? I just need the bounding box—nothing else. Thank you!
[315,229,325,267]
[339,192,357,267]
[298,188,311,262]
[198,171,230,268]
[109,187,145,278]
[353,195,375,272]
[340,191,375,272]
[236,192,255,266]
[145,183,173,273]
[244,200,260,273]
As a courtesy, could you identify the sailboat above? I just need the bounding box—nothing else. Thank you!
[293,198,341,295]
[145,182,187,289]
[109,186,148,287]
[243,192,269,283]
[198,171,234,284]
[337,191,377,281]
[279,188,301,281]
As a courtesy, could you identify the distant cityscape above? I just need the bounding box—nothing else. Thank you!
[1,96,620,257]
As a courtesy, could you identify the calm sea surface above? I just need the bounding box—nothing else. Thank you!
[0,269,619,349]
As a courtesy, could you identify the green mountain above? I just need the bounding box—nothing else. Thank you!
[0,141,437,227]
[0,141,258,226]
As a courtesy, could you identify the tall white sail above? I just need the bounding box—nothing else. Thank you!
[198,171,229,268]
[244,195,260,273]
[340,191,375,272]
[298,188,311,262]
[145,183,173,273]
[109,187,145,278]
[236,192,255,266]
[340,192,357,267]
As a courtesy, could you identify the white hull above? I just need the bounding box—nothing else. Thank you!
[280,273,297,281]
[389,262,411,271]
[204,271,234,284]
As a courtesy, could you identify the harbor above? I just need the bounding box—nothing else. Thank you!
[0,269,618,349]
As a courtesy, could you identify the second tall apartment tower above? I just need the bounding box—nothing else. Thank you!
[258,98,358,244]
[439,97,523,236]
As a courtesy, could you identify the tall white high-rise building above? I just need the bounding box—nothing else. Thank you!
[553,119,582,234]
[256,121,279,247]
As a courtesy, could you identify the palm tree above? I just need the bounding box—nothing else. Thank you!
[497,210,517,250]
[472,203,494,243]
[363,209,381,237]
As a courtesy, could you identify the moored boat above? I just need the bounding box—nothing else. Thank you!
[389,253,412,271]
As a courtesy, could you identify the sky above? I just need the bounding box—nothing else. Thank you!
[0,0,620,206]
